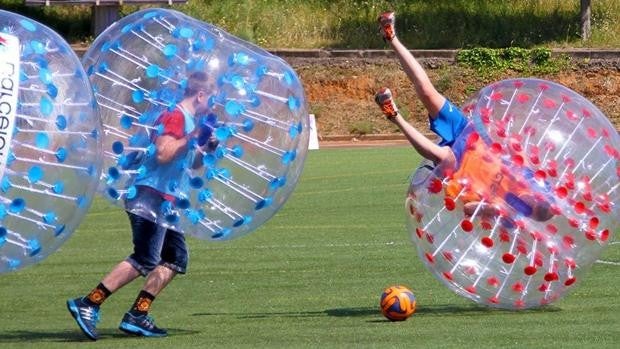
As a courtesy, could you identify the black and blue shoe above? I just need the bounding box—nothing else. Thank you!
[119,312,168,337]
[66,297,100,341]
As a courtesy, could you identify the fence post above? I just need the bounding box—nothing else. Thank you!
[92,5,120,36]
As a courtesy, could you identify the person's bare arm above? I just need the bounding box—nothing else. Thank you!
[389,113,454,165]
[155,134,190,164]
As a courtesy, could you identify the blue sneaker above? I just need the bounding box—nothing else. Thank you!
[66,297,100,341]
[119,312,168,337]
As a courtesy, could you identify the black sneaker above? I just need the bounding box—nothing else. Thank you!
[66,297,100,341]
[119,312,168,337]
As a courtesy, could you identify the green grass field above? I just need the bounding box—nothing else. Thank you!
[0,146,618,348]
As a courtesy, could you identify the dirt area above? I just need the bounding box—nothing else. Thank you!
[286,57,620,140]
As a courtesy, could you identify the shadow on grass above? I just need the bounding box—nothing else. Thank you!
[192,303,561,320]
[0,328,199,343]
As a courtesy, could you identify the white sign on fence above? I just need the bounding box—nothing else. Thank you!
[308,114,319,150]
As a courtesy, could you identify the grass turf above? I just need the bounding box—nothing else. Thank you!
[0,146,618,348]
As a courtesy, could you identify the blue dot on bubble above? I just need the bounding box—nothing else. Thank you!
[43,212,57,224]
[288,95,300,111]
[146,65,160,78]
[27,240,41,257]
[107,188,120,199]
[55,147,67,162]
[126,186,137,200]
[225,100,245,116]
[143,11,158,19]
[30,40,45,55]
[179,27,193,38]
[215,126,232,141]
[40,96,53,116]
[35,133,49,149]
[47,84,58,98]
[132,90,144,103]
[120,115,133,129]
[289,125,299,139]
[111,141,124,154]
[121,23,134,34]
[28,166,44,184]
[19,19,36,32]
[39,68,52,84]
[9,198,26,214]
[163,44,178,58]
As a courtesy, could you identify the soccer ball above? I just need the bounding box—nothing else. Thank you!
[380,285,416,321]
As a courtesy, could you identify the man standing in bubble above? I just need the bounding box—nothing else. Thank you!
[67,71,217,340]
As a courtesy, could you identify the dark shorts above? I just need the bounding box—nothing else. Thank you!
[124,187,188,276]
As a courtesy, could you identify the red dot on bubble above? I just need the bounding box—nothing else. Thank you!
[564,277,577,286]
[512,154,524,166]
[499,230,510,242]
[481,237,494,248]
[565,110,578,121]
[514,300,525,308]
[601,229,610,242]
[563,235,575,247]
[544,272,559,282]
[425,233,435,244]
[480,220,493,230]
[442,251,454,262]
[543,98,557,108]
[538,283,549,292]
[408,204,416,216]
[461,219,474,232]
[428,178,443,193]
[546,224,558,234]
[524,265,537,275]
[564,258,577,269]
[487,276,499,287]
[444,197,456,211]
[488,296,499,304]
[442,272,453,280]
[502,253,516,264]
[465,285,477,294]
[465,266,477,275]
[574,202,586,214]
[415,227,424,238]
[512,282,524,293]
[585,230,597,241]
[425,252,435,264]
[491,143,503,153]
[589,217,599,229]
[534,170,546,181]
[568,218,580,228]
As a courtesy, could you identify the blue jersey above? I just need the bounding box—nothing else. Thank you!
[429,99,468,147]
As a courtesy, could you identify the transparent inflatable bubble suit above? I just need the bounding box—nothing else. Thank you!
[83,9,309,241]
[407,79,619,309]
[0,10,102,274]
